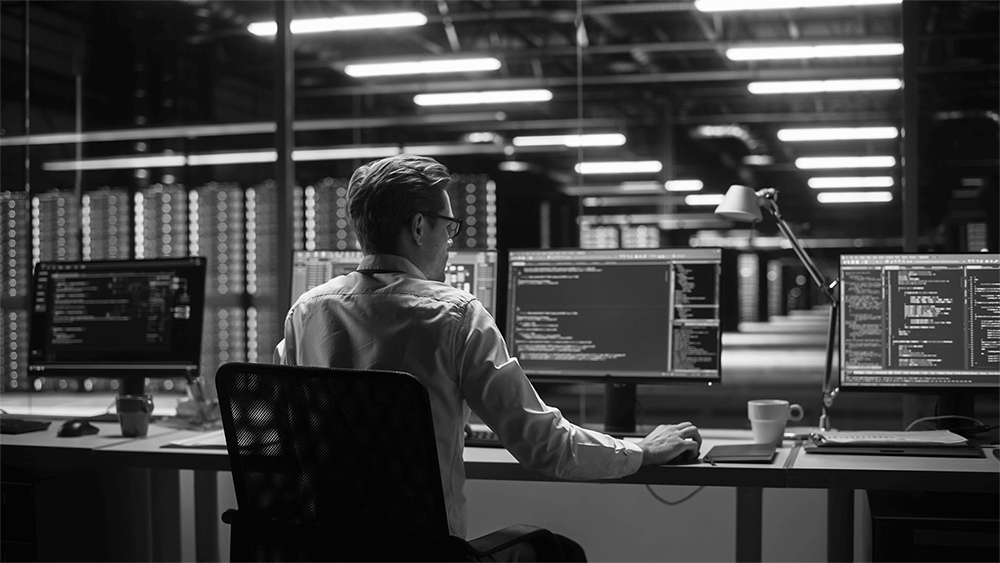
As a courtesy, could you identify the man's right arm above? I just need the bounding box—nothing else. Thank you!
[455,302,643,480]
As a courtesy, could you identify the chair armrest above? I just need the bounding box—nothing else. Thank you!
[465,524,564,561]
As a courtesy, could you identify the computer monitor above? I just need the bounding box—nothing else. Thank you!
[505,248,724,433]
[28,257,207,395]
[291,249,499,316]
[839,253,999,418]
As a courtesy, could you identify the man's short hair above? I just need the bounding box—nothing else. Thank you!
[347,154,453,255]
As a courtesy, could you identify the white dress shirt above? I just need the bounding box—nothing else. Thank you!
[275,253,643,538]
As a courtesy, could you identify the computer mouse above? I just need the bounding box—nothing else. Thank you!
[667,448,701,465]
[57,419,100,438]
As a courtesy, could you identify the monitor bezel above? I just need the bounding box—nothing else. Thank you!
[504,247,724,386]
[27,256,208,380]
[837,252,1000,393]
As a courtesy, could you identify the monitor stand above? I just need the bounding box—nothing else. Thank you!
[936,391,976,429]
[604,382,638,436]
[119,376,148,396]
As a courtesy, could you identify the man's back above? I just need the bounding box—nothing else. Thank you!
[277,253,480,536]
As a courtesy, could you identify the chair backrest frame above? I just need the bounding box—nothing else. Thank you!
[216,362,453,559]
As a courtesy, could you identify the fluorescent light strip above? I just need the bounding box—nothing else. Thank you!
[498,161,530,172]
[187,151,277,166]
[345,57,501,77]
[414,89,553,106]
[778,127,899,141]
[808,176,895,189]
[575,161,663,174]
[685,194,726,206]
[43,154,187,171]
[817,191,894,203]
[749,78,902,94]
[45,140,568,171]
[619,181,665,192]
[696,0,901,12]
[727,43,903,61]
[796,156,896,169]
[293,146,399,161]
[248,12,428,36]
[665,180,704,192]
[743,155,775,166]
[512,134,626,147]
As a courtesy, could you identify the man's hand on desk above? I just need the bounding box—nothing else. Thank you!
[637,422,703,466]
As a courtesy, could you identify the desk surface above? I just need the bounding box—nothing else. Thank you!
[3,421,996,493]
[789,443,999,492]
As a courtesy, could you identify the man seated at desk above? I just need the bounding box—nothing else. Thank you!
[274,154,702,559]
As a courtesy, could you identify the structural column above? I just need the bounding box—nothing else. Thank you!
[275,0,295,319]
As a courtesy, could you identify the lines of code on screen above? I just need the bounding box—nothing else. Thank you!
[507,250,721,381]
[29,260,204,366]
[840,254,999,389]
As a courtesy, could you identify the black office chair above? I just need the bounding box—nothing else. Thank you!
[216,362,568,562]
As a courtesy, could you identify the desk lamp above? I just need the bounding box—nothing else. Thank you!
[714,185,840,431]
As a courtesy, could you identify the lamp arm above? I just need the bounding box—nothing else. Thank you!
[760,194,837,302]
[757,189,841,430]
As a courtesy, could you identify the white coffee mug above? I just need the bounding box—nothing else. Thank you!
[748,399,803,445]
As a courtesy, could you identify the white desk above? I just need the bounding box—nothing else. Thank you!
[788,444,1000,562]
[5,421,995,562]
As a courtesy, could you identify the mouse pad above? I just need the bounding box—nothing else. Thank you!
[703,443,777,464]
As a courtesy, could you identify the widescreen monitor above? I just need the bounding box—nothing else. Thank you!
[28,257,207,394]
[839,253,999,391]
[505,248,723,384]
[291,249,499,316]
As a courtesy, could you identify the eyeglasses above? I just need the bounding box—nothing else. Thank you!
[421,212,463,238]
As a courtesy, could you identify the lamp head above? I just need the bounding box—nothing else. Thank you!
[714,185,763,223]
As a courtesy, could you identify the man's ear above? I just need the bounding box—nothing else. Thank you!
[408,212,427,246]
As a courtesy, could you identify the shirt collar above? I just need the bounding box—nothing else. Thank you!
[358,254,428,280]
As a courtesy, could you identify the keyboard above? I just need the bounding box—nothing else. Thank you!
[465,427,504,448]
[0,416,52,435]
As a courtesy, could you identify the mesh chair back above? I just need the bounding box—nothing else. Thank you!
[217,362,451,561]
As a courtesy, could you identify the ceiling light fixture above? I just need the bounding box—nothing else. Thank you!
[727,43,904,60]
[498,161,530,172]
[817,191,894,203]
[685,194,726,206]
[749,78,902,94]
[795,156,897,169]
[248,12,428,36]
[743,155,775,166]
[696,0,902,12]
[512,133,626,147]
[575,161,663,174]
[187,151,277,166]
[43,154,187,171]
[777,127,899,141]
[344,57,502,77]
[414,89,553,106]
[665,180,705,192]
[808,176,895,189]
[619,181,666,192]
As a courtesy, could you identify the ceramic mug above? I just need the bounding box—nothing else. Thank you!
[748,399,803,445]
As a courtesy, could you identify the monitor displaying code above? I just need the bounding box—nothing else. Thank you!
[291,249,499,316]
[28,257,207,373]
[505,248,722,383]
[840,253,1000,389]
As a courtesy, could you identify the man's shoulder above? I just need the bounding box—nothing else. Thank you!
[415,279,478,308]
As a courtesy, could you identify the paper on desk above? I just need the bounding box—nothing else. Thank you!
[161,429,228,449]
[811,430,968,446]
